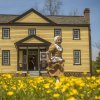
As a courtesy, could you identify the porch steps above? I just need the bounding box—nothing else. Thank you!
[28,71,40,76]
[28,71,48,76]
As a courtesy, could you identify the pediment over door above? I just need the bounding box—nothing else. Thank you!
[15,35,51,47]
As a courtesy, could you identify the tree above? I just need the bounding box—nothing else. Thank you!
[95,52,100,69]
[95,42,100,69]
[93,42,100,75]
[43,0,62,15]
[69,9,79,16]
[95,42,100,49]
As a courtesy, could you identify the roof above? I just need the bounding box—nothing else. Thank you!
[0,9,89,25]
[9,8,56,24]
[47,16,88,24]
[15,34,51,47]
[0,14,18,23]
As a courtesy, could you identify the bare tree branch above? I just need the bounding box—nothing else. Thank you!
[69,9,79,16]
[43,0,62,15]
[95,42,100,49]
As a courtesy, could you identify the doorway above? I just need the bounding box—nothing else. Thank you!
[28,50,38,71]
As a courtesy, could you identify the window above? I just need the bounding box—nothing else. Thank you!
[73,50,81,65]
[40,52,47,61]
[2,28,10,39]
[2,50,10,65]
[28,28,36,35]
[54,29,62,37]
[73,29,80,40]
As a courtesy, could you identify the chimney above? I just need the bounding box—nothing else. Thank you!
[84,8,90,23]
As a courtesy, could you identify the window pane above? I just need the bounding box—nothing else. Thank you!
[74,58,79,63]
[28,29,36,35]
[74,52,79,58]
[2,51,10,65]
[55,29,61,36]
[3,28,10,38]
[73,30,80,39]
[74,50,80,64]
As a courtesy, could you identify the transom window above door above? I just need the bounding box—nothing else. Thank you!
[28,28,36,36]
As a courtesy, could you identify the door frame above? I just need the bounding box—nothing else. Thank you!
[17,47,47,73]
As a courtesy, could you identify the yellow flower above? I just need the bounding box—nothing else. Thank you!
[83,72,87,75]
[60,76,66,82]
[96,79,100,84]
[72,89,78,95]
[7,91,14,96]
[70,89,78,95]
[48,79,53,83]
[95,96,100,100]
[11,86,16,90]
[18,80,21,83]
[61,85,68,92]
[54,82,62,89]
[18,71,23,75]
[86,77,90,80]
[44,84,49,89]
[19,83,24,89]
[96,70,100,73]
[53,93,60,98]
[80,83,85,87]
[7,74,12,78]
[46,90,52,94]
[29,80,33,84]
[67,97,76,100]
[2,85,8,90]
[2,74,12,78]
[91,76,96,80]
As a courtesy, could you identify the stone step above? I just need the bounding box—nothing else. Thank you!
[28,71,40,76]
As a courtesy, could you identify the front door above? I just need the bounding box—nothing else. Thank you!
[18,48,48,73]
[28,50,38,71]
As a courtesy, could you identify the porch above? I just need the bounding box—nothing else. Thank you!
[15,35,51,75]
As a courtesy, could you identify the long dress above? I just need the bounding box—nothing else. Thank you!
[47,44,64,77]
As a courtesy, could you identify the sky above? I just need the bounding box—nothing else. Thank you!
[0,0,100,61]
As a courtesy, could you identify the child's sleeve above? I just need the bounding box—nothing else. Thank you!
[48,44,56,53]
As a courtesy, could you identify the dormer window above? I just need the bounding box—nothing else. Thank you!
[2,28,10,39]
[28,28,36,36]
[73,29,80,40]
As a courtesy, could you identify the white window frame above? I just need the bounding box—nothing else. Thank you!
[2,50,10,65]
[73,29,80,40]
[2,28,10,39]
[73,50,81,65]
[40,52,48,61]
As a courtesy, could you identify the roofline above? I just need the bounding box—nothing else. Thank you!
[47,15,84,17]
[0,14,84,17]
[15,34,51,46]
[8,8,56,24]
[0,23,90,27]
[0,14,19,16]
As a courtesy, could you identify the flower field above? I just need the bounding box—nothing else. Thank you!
[0,73,100,100]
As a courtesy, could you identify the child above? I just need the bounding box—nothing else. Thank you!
[47,36,65,82]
